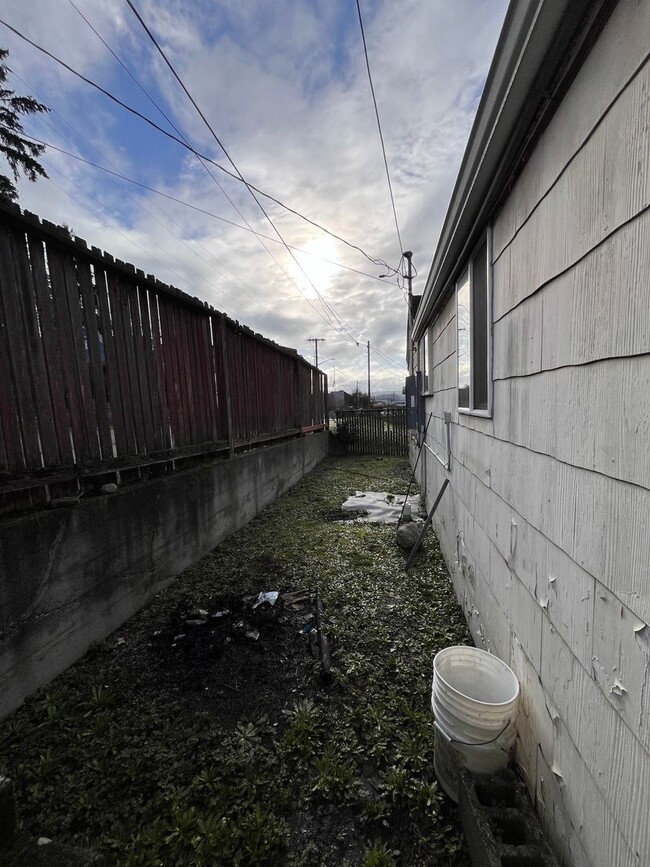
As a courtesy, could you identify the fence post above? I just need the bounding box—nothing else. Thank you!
[219,315,235,458]
[294,356,301,429]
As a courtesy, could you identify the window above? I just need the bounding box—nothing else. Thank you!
[457,233,491,413]
[420,328,432,393]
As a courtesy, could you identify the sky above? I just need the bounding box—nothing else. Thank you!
[0,0,507,398]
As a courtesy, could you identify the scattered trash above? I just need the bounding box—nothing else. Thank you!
[99,483,118,494]
[153,589,329,676]
[341,491,420,523]
[116,637,126,646]
[283,590,311,610]
[253,591,279,608]
[37,838,52,846]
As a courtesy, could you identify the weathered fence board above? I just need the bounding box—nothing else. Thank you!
[0,227,41,469]
[0,203,327,510]
[77,259,113,459]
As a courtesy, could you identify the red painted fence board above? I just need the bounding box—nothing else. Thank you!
[0,203,327,507]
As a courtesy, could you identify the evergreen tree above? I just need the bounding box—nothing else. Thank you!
[0,48,48,202]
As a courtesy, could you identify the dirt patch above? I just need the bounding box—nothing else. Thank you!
[146,590,325,725]
[288,805,365,864]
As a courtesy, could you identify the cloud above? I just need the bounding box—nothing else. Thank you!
[1,0,507,393]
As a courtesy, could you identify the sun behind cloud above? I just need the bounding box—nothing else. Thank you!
[287,235,340,299]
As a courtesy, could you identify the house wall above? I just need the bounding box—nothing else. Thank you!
[0,432,328,720]
[416,1,650,864]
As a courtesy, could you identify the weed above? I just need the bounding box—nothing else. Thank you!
[282,698,322,756]
[362,841,400,866]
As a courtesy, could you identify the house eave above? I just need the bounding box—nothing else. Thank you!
[413,0,617,340]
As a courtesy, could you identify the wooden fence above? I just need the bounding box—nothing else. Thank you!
[0,203,327,513]
[335,408,407,456]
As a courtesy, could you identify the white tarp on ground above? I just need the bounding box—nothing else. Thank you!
[341,491,421,523]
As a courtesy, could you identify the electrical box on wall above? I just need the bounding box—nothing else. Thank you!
[406,373,426,436]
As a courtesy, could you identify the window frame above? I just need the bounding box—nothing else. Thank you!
[419,327,433,395]
[456,228,493,417]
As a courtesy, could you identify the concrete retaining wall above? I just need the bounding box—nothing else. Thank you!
[0,432,328,719]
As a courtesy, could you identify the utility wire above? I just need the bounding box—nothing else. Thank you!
[23,134,394,287]
[355,0,403,256]
[0,16,392,272]
[14,72,264,310]
[3,12,382,345]
[123,0,363,347]
[39,135,260,312]
[63,0,334,329]
[4,14,405,372]
[43,169,194,289]
[4,12,406,351]
[121,3,350,335]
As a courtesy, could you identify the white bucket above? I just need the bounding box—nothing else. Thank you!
[431,646,519,802]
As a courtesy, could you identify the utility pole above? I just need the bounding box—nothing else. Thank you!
[404,250,413,304]
[307,337,326,369]
[356,380,359,410]
[404,251,415,372]
[367,340,371,407]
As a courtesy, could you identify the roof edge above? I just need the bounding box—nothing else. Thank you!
[413,0,617,339]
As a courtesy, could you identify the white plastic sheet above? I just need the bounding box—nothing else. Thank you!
[340,491,421,523]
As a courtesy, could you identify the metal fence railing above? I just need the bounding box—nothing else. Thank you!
[335,408,407,456]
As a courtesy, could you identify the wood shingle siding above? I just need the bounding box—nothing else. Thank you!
[412,1,650,858]
[492,0,650,261]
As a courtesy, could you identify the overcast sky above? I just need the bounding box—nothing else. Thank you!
[0,0,507,396]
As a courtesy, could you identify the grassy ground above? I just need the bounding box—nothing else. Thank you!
[0,455,472,866]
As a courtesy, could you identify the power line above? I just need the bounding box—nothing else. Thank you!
[59,3,407,338]
[355,0,403,256]
[43,170,195,289]
[17,84,264,312]
[3,15,406,372]
[121,4,350,336]
[46,157,405,382]
[123,0,363,346]
[63,0,331,331]
[22,134,395,286]
[0,15,393,272]
[27,144,406,376]
[39,146,257,313]
[2,12,386,346]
